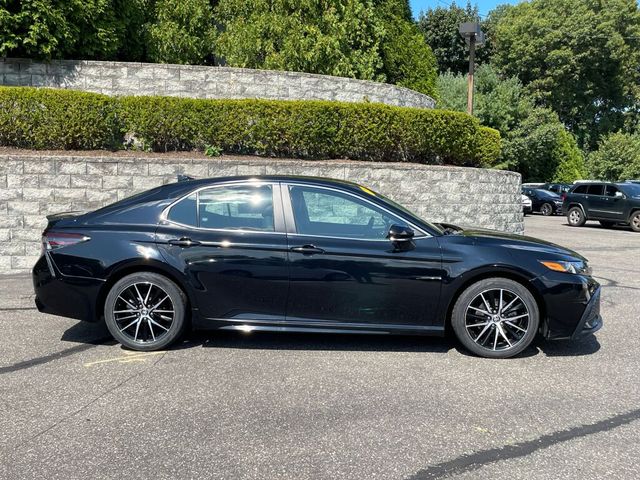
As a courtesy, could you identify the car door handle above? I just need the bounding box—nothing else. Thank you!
[168,237,201,247]
[290,244,325,255]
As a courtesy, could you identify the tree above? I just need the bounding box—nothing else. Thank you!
[491,0,640,149]
[587,132,640,181]
[0,0,143,59]
[147,0,217,65]
[377,0,437,96]
[437,64,586,182]
[215,0,385,80]
[417,1,489,74]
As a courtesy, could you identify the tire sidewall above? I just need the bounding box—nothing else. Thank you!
[451,278,540,359]
[567,207,585,227]
[631,211,640,232]
[541,203,552,216]
[104,272,186,351]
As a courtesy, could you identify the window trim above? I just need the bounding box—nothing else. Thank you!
[282,182,430,241]
[161,181,286,234]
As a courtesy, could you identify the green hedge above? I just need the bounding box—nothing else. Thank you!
[0,87,500,166]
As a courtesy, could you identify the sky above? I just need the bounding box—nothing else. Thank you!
[409,0,521,18]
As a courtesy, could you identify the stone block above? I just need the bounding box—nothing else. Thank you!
[70,175,99,189]
[22,188,54,202]
[54,189,86,201]
[12,255,40,270]
[57,161,87,175]
[0,160,24,174]
[118,162,148,176]
[8,201,39,215]
[87,162,118,175]
[102,175,133,189]
[23,161,55,174]
[39,174,70,188]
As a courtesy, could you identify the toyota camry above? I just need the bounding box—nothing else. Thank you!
[33,176,602,358]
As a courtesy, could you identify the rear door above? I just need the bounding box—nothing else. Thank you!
[585,184,606,218]
[156,181,290,323]
[282,183,443,330]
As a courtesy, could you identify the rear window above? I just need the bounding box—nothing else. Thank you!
[573,185,588,194]
[167,184,275,231]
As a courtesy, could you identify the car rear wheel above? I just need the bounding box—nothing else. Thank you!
[104,272,187,351]
[631,211,640,232]
[567,207,586,227]
[451,278,539,359]
[540,203,553,216]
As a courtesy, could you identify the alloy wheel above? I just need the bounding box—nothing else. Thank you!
[569,209,581,225]
[632,213,640,232]
[112,282,175,344]
[541,203,552,216]
[464,288,530,352]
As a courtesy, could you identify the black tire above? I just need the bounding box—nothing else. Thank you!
[451,278,539,359]
[567,206,586,227]
[540,203,553,216]
[631,211,640,233]
[104,272,187,351]
[599,220,615,228]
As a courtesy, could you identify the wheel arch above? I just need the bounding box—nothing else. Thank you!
[567,202,586,216]
[442,267,547,336]
[96,259,195,325]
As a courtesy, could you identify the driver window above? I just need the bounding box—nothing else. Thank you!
[605,185,619,197]
[289,186,403,239]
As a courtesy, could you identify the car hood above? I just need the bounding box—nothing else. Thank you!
[438,224,587,261]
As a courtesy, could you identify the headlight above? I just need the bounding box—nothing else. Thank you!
[539,260,591,275]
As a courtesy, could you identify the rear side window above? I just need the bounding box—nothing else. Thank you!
[167,184,275,231]
[199,185,274,231]
[586,184,604,195]
[167,193,197,226]
[573,185,588,194]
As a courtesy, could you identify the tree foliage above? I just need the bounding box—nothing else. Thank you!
[417,1,490,74]
[147,0,217,65]
[215,0,385,80]
[377,0,437,95]
[587,132,640,181]
[437,64,585,182]
[0,0,150,60]
[491,0,640,149]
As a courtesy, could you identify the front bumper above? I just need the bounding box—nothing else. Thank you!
[571,286,603,339]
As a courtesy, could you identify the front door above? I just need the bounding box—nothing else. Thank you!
[283,183,443,329]
[600,185,626,221]
[156,182,289,323]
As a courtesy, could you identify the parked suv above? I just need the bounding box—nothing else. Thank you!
[564,182,640,232]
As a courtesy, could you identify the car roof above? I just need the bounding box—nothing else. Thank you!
[172,175,369,193]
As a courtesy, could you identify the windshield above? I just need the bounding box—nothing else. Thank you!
[619,183,640,197]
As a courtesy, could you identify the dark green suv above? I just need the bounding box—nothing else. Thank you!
[563,182,640,232]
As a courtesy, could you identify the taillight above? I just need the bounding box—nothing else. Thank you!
[42,232,90,252]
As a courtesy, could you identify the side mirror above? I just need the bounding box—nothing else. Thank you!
[615,191,624,198]
[387,224,415,243]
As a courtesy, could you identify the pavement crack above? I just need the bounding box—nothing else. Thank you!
[13,351,168,451]
[406,408,640,480]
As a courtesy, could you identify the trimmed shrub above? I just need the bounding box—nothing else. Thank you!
[0,87,500,166]
[0,87,122,149]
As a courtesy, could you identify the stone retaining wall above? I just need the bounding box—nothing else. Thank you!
[0,155,522,274]
[0,58,436,109]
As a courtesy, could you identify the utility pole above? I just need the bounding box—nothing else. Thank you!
[467,34,475,115]
[458,22,485,116]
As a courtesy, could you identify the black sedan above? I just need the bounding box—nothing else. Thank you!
[522,188,564,216]
[33,176,602,358]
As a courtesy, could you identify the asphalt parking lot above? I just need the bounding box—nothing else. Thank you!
[1,215,639,480]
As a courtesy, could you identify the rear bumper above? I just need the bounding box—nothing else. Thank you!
[33,254,104,322]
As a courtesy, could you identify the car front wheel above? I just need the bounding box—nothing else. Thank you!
[631,211,640,232]
[567,207,586,227]
[104,272,187,351]
[451,278,539,359]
